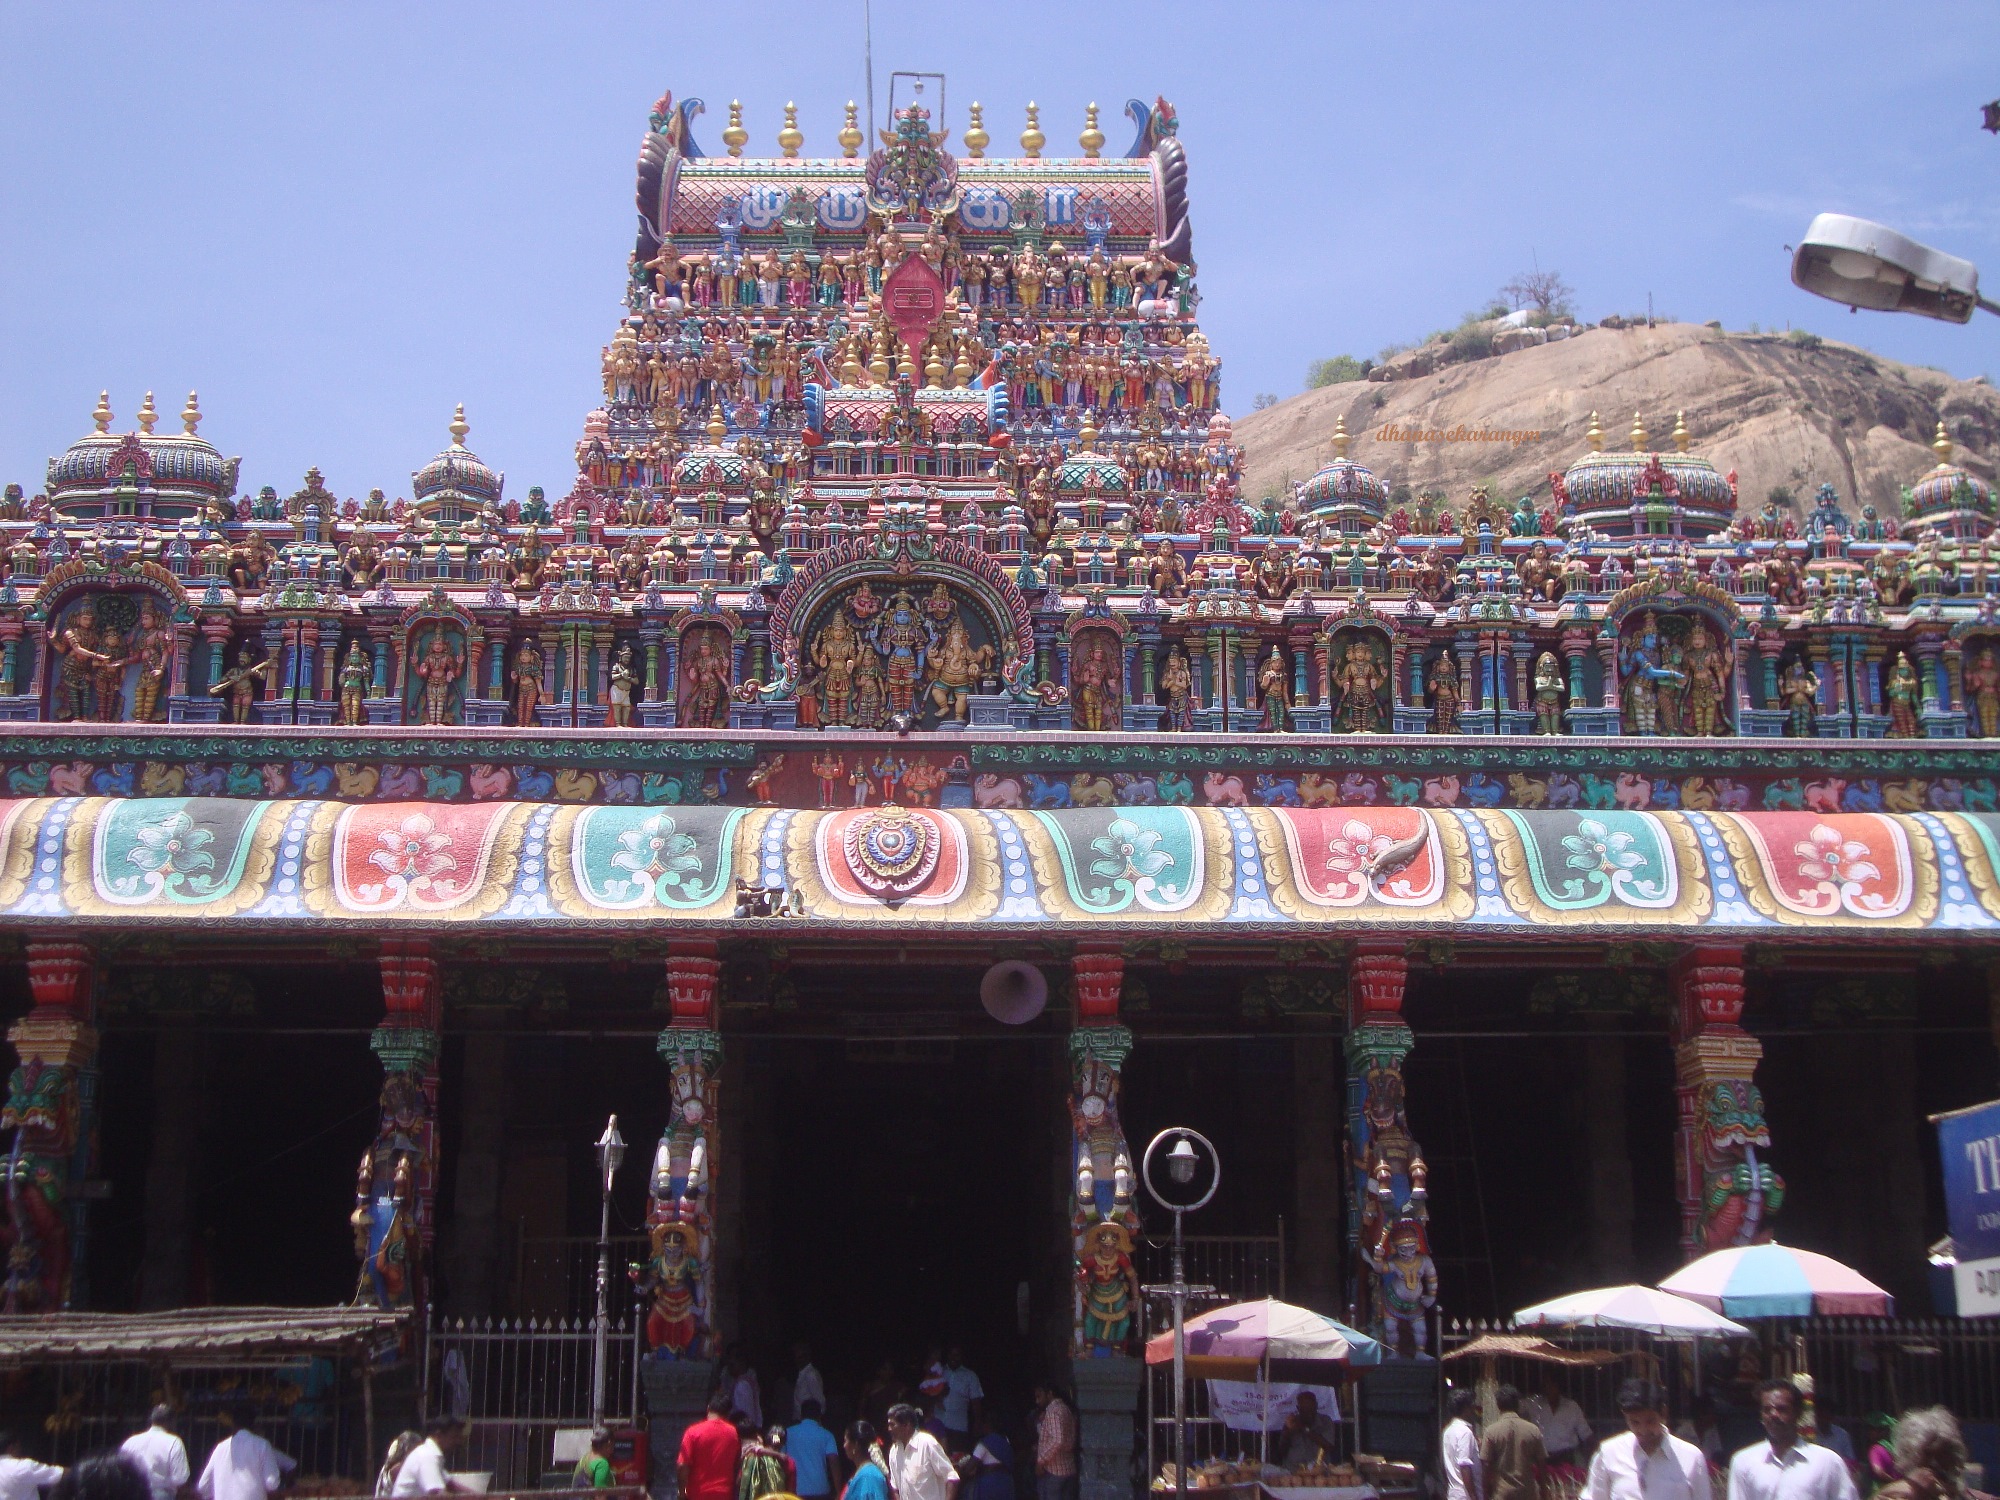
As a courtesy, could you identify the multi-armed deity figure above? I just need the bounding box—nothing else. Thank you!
[929,613,992,724]
[635,1031,720,1358]
[338,640,371,726]
[1363,1158,1437,1358]
[1619,612,1687,736]
[1069,1030,1140,1354]
[1334,640,1387,733]
[411,632,464,726]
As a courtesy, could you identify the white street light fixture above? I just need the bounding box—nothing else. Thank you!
[1791,213,1998,323]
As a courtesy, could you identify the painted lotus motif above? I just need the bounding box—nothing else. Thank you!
[1028,807,1206,914]
[560,805,741,912]
[1723,811,1915,921]
[88,798,272,908]
[1494,809,1679,912]
[1088,818,1180,902]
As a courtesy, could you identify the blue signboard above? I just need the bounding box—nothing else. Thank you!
[1937,1099,2000,1262]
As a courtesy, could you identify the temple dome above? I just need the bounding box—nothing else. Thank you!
[412,405,503,512]
[1056,421,1131,497]
[47,391,237,520]
[1905,421,1994,538]
[1299,415,1386,529]
[1559,410,1735,538]
[674,406,759,492]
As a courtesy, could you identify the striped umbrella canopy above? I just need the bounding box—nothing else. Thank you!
[1142,1298,1384,1375]
[1659,1244,1894,1318]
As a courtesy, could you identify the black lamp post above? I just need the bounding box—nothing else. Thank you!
[1142,1128,1219,1500]
[591,1114,627,1429]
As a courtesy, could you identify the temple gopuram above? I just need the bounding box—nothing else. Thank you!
[4,83,2000,1493]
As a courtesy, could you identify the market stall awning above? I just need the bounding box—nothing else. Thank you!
[0,797,1993,939]
[1659,1244,1894,1318]
[1442,1335,1624,1367]
[0,1305,407,1364]
[1513,1284,1750,1337]
[1143,1298,1383,1377]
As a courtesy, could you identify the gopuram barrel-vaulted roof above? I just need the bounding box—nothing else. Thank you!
[4,795,1997,940]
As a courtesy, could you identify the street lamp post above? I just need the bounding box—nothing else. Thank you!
[591,1114,628,1430]
[1791,213,2000,323]
[1142,1128,1220,1500]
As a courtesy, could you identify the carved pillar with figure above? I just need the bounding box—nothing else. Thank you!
[642,941,725,1492]
[1067,944,1143,1500]
[1673,946,1783,1260]
[352,937,440,1317]
[2,939,98,1311]
[1346,940,1435,1356]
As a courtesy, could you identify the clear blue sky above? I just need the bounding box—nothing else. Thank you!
[3,2,1997,503]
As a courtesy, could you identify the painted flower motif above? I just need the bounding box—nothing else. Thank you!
[128,811,216,880]
[1793,823,1880,887]
[1090,819,1175,885]
[368,813,459,891]
[1562,818,1644,876]
[1326,819,1397,879]
[611,814,701,886]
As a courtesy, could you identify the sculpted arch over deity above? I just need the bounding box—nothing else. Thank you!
[45,585,179,724]
[801,576,1006,730]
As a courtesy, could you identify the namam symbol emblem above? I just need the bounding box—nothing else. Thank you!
[882,253,948,374]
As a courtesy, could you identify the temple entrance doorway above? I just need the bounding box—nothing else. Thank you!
[738,1033,1064,1427]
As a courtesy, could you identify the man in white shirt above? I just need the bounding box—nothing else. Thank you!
[1727,1381,1858,1500]
[1586,1379,1711,1500]
[726,1349,763,1430]
[391,1417,468,1497]
[0,1432,62,1500]
[197,1411,296,1500]
[1443,1389,1483,1500]
[122,1406,192,1500]
[937,1346,985,1454]
[887,1403,958,1500]
[1526,1376,1595,1467]
[791,1343,826,1425]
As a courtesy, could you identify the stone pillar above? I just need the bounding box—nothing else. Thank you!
[445,1031,506,1318]
[353,937,441,1315]
[1581,1015,1635,1282]
[1068,945,1143,1500]
[2,939,98,1311]
[138,1027,204,1309]
[1345,940,1434,1355]
[641,941,723,1492]
[1672,947,1782,1261]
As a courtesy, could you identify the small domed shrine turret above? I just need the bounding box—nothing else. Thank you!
[1902,420,1995,541]
[1556,409,1736,539]
[1299,414,1386,535]
[411,404,504,520]
[46,390,239,522]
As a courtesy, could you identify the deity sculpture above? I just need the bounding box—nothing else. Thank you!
[1147,539,1187,599]
[814,611,862,727]
[636,1030,720,1358]
[1077,1221,1139,1350]
[930,615,992,724]
[54,604,104,722]
[208,645,271,725]
[1885,652,1923,739]
[1257,645,1291,733]
[1694,1078,1785,1251]
[1779,658,1820,738]
[1966,647,2000,738]
[851,649,887,729]
[1161,647,1196,731]
[1362,1160,1436,1357]
[412,632,464,727]
[680,631,732,730]
[0,1053,80,1311]
[513,639,544,726]
[351,1151,418,1313]
[338,640,371,725]
[1072,638,1121,732]
[864,590,932,721]
[1428,655,1461,733]
[1619,612,1686,737]
[1681,623,1731,737]
[1334,640,1387,733]
[609,643,638,728]
[1532,651,1564,735]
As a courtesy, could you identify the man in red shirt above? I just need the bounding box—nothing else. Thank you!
[679,1392,742,1500]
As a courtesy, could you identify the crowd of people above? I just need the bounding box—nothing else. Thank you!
[676,1344,1079,1500]
[1441,1376,1988,1500]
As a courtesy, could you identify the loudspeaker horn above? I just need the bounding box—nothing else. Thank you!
[980,960,1048,1025]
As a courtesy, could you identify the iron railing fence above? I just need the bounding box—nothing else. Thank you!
[425,1315,641,1494]
[1140,1233,1289,1485]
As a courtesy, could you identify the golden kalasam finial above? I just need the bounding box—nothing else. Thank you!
[707,404,727,444]
[1333,413,1351,461]
[1079,416,1100,450]
[1080,102,1104,158]
[1586,411,1603,453]
[963,102,989,159]
[722,100,748,157]
[1935,418,1955,465]
[92,392,113,434]
[1629,410,1648,452]
[1672,410,1690,454]
[137,391,158,435]
[923,347,945,389]
[181,392,201,436]
[450,403,470,447]
[839,101,863,158]
[778,101,803,159]
[1021,101,1044,158]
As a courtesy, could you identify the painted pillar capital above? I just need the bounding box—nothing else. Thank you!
[1072,946,1124,1023]
[666,940,723,1029]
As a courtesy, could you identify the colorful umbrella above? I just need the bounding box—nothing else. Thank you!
[1142,1297,1383,1374]
[1659,1244,1894,1318]
[1513,1284,1751,1336]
